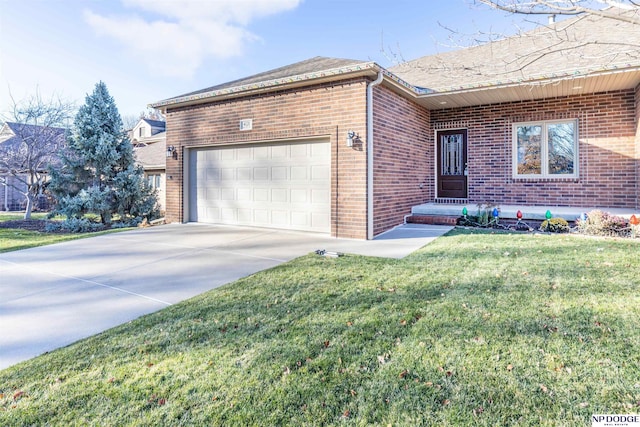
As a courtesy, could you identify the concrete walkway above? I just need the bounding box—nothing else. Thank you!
[0,223,451,370]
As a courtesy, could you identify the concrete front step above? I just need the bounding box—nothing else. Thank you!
[411,203,640,222]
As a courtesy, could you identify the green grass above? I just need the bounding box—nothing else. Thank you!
[0,212,126,253]
[1,229,639,426]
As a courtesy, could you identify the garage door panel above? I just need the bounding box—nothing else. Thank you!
[237,188,252,201]
[272,145,287,158]
[238,209,252,222]
[254,146,269,159]
[291,189,307,203]
[189,140,330,233]
[205,207,220,221]
[254,167,269,180]
[220,188,235,200]
[291,167,307,180]
[254,188,269,202]
[290,144,308,157]
[311,189,330,204]
[312,213,330,229]
[291,211,309,227]
[272,166,287,180]
[271,188,288,203]
[237,167,252,181]
[206,188,220,200]
[221,150,234,160]
[311,165,330,181]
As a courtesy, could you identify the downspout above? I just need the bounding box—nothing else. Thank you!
[367,70,384,240]
[0,177,7,211]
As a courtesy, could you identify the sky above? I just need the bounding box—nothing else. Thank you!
[0,0,541,122]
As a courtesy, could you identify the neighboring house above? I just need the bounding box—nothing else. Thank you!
[0,122,65,211]
[151,9,640,240]
[131,118,167,212]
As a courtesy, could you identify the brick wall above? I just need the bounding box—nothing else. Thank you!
[636,83,640,209]
[164,78,369,239]
[372,85,431,236]
[431,90,638,208]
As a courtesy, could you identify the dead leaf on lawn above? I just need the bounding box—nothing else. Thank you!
[399,369,409,378]
[473,406,484,416]
[539,384,548,393]
[342,409,350,418]
[507,364,514,372]
[442,399,451,406]
[400,320,407,326]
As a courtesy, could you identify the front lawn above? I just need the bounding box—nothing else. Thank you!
[1,230,638,426]
[0,212,126,253]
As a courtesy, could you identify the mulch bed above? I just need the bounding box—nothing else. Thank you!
[0,219,60,233]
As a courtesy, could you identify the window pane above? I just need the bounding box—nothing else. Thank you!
[517,125,542,175]
[155,175,161,188]
[548,122,575,175]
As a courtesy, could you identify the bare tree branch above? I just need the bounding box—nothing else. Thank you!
[0,90,74,218]
[475,0,640,24]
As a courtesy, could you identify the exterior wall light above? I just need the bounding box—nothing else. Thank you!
[346,131,357,147]
[166,145,176,159]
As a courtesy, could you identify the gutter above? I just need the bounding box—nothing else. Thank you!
[367,71,384,240]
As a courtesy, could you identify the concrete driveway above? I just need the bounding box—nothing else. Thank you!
[0,223,451,370]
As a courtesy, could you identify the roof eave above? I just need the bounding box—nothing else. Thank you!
[415,65,640,109]
[150,62,383,111]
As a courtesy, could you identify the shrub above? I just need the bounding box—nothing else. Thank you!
[539,217,569,233]
[576,210,628,237]
[45,217,105,233]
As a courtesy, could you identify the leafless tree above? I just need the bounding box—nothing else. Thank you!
[0,92,74,218]
[390,1,640,90]
[474,0,640,24]
[122,108,165,132]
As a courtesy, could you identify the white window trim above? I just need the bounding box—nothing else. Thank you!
[512,119,578,179]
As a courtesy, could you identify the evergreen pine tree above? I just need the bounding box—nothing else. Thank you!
[49,81,158,226]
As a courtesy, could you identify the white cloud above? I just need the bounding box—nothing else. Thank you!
[84,0,301,77]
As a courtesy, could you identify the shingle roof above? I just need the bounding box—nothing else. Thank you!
[0,122,66,150]
[141,118,166,129]
[179,56,368,98]
[390,8,640,92]
[134,137,166,170]
[151,56,372,108]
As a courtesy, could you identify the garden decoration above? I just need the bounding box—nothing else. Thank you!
[630,214,639,238]
[459,206,534,231]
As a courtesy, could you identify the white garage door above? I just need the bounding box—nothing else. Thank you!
[189,140,331,233]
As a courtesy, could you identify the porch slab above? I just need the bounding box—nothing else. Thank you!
[411,203,639,221]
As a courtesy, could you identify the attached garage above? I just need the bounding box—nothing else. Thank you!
[188,139,331,233]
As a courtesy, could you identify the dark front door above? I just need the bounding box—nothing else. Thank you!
[437,129,468,199]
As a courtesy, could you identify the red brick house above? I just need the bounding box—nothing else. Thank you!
[151,10,640,239]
